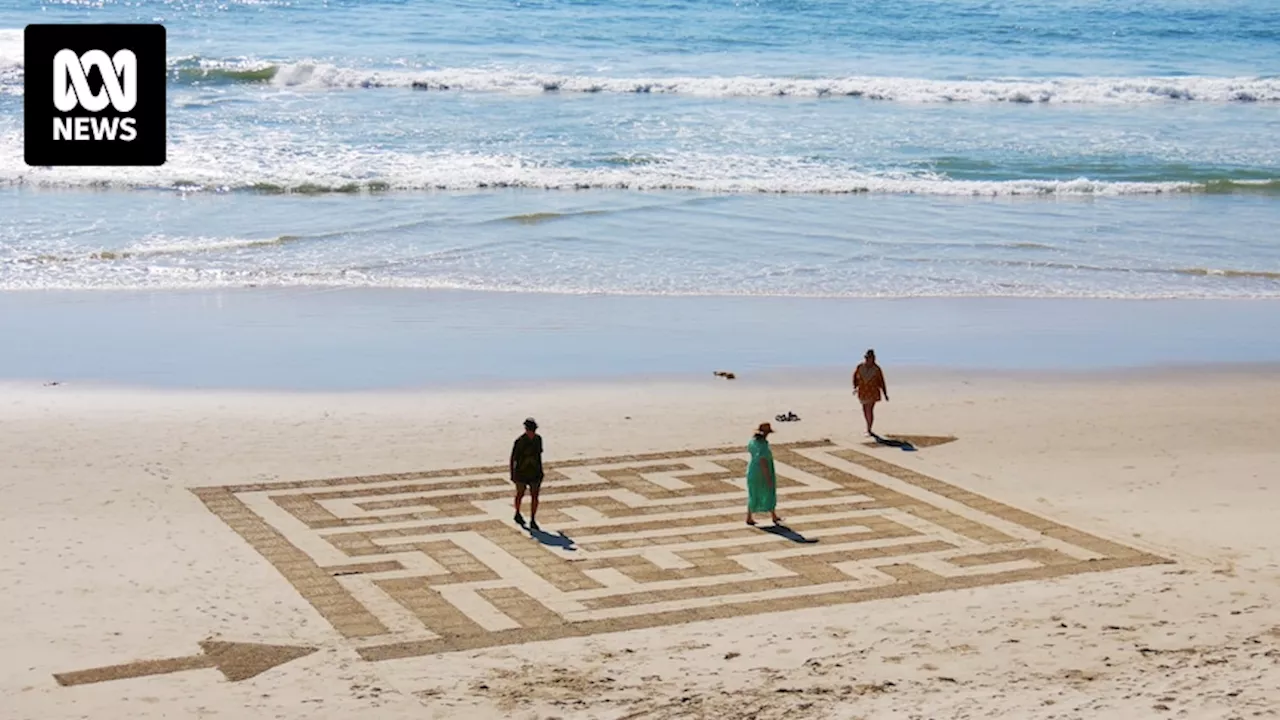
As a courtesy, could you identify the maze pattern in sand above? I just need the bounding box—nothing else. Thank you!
[192,439,1168,660]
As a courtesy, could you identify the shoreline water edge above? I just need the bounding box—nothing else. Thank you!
[3,288,1279,390]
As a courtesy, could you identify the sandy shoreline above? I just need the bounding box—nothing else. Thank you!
[6,357,1280,395]
[3,368,1278,719]
[6,289,1280,389]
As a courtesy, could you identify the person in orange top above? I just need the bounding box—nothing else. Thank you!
[852,349,888,436]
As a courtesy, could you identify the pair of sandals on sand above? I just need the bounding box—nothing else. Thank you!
[774,411,800,422]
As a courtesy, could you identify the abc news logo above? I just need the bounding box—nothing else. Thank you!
[24,24,166,166]
[53,49,140,142]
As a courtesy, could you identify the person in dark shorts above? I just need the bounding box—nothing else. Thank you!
[510,417,544,531]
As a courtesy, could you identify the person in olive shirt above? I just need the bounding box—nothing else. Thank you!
[510,417,544,531]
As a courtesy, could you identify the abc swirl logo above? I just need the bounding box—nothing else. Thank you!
[52,49,140,141]
[24,24,166,167]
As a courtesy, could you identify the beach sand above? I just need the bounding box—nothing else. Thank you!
[2,367,1278,719]
[7,289,1280,390]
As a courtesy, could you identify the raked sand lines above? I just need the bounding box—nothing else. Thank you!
[190,439,1169,660]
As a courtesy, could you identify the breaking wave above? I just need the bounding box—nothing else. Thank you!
[202,63,1280,104]
[0,28,21,94]
[3,46,1279,104]
[5,163,1277,197]
[7,235,306,265]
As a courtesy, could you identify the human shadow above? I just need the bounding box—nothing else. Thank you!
[528,526,578,551]
[759,524,818,544]
[866,433,958,452]
[869,432,916,451]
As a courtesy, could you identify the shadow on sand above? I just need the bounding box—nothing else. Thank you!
[866,433,958,452]
[759,523,818,544]
[528,526,578,551]
[870,432,917,451]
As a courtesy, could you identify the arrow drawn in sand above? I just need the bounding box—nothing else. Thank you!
[54,640,317,686]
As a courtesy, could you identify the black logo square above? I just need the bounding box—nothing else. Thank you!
[24,24,166,167]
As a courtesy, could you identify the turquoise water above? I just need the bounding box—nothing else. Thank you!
[1,0,1278,298]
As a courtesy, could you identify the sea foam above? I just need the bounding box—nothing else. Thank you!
[241,63,1280,104]
[4,47,1277,104]
[0,141,1234,197]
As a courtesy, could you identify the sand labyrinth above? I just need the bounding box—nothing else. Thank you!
[192,440,1168,661]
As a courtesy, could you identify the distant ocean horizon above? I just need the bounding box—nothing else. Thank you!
[2,0,1278,300]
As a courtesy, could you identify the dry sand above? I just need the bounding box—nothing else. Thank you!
[2,367,1278,719]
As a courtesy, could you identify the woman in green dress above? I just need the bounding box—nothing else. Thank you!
[746,422,782,526]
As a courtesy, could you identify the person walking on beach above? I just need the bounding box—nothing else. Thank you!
[746,422,782,526]
[853,349,888,436]
[510,417,544,531]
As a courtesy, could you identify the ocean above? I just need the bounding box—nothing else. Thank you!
[1,0,1278,301]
